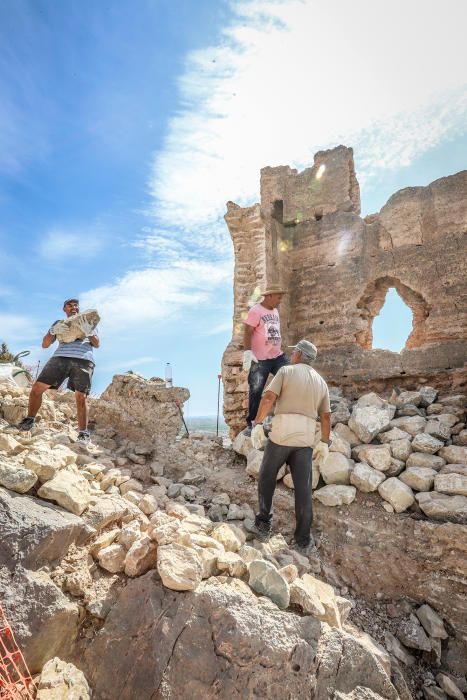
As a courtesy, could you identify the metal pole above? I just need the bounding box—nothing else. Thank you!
[34,361,41,381]
[216,373,222,437]
[175,400,189,436]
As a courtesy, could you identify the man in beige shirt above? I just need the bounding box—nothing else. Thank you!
[250,339,331,554]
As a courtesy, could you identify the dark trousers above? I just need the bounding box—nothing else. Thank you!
[246,353,289,427]
[256,439,313,546]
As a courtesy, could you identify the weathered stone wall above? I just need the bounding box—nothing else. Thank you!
[90,373,190,444]
[222,146,467,434]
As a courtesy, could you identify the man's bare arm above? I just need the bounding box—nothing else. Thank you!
[88,335,100,348]
[254,390,277,424]
[42,332,56,349]
[319,412,331,442]
[243,323,253,350]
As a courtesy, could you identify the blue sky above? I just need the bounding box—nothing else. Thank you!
[1,0,466,416]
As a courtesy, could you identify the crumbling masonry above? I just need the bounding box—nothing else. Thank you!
[222,146,467,434]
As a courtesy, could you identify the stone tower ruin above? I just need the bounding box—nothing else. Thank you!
[222,146,467,434]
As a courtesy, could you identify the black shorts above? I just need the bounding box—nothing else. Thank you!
[37,356,95,395]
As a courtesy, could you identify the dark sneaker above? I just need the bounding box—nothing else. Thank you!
[76,430,91,445]
[17,417,36,431]
[247,519,272,542]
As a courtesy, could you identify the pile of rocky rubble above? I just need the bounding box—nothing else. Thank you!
[0,377,465,699]
[235,386,466,523]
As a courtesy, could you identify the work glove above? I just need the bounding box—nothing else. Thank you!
[49,320,69,339]
[77,316,96,337]
[251,423,266,450]
[313,441,330,469]
[242,350,258,372]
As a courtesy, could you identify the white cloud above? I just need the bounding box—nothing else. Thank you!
[39,227,105,261]
[0,313,40,343]
[203,320,233,336]
[80,260,232,332]
[148,0,467,237]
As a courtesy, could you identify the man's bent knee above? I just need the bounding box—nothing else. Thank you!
[31,381,50,397]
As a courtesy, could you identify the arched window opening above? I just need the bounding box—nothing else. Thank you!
[372,288,412,352]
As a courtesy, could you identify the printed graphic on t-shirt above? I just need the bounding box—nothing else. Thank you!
[260,311,281,346]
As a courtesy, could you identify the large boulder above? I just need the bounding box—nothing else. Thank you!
[0,460,37,493]
[36,657,91,700]
[350,463,386,493]
[406,453,445,470]
[157,543,202,591]
[390,416,427,436]
[415,492,467,523]
[38,469,93,515]
[313,485,356,507]
[399,467,437,492]
[0,488,90,569]
[80,572,398,700]
[378,478,414,513]
[411,433,444,455]
[320,453,352,484]
[349,406,392,444]
[357,445,392,472]
[438,445,467,464]
[0,566,79,674]
[248,559,290,609]
[434,473,467,497]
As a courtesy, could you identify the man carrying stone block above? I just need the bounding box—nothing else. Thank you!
[17,298,100,444]
[242,284,289,435]
[249,339,331,555]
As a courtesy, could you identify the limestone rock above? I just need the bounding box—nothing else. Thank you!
[416,604,448,639]
[390,438,412,462]
[0,460,37,493]
[383,631,415,666]
[436,674,464,700]
[378,427,411,444]
[313,485,356,506]
[211,523,245,552]
[0,489,90,569]
[119,520,141,550]
[278,564,298,584]
[216,551,246,577]
[98,543,126,573]
[83,495,128,531]
[350,462,386,492]
[378,478,414,513]
[438,445,467,464]
[349,406,392,444]
[38,469,92,516]
[24,448,70,482]
[0,433,22,454]
[289,576,325,616]
[399,467,437,492]
[334,423,360,447]
[36,657,91,700]
[425,419,452,441]
[320,452,352,484]
[416,491,467,523]
[0,566,79,674]
[245,448,263,478]
[248,559,290,609]
[419,386,438,406]
[397,615,431,651]
[89,528,120,557]
[406,453,445,470]
[434,473,467,497]
[412,433,444,454]
[157,543,202,591]
[330,434,352,458]
[357,445,392,472]
[440,464,467,476]
[390,416,427,436]
[124,536,157,577]
[232,431,253,457]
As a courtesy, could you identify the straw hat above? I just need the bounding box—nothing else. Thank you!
[260,284,287,296]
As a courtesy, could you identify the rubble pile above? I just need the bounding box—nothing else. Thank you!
[0,377,466,699]
[235,386,466,524]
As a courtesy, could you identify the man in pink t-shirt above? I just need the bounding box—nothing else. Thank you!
[242,284,289,432]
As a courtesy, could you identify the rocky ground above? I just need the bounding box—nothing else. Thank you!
[0,375,466,699]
